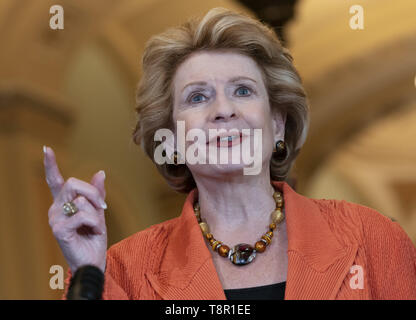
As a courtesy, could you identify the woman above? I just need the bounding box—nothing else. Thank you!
[43,7,416,300]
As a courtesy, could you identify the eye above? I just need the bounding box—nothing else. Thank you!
[235,86,252,96]
[187,93,207,104]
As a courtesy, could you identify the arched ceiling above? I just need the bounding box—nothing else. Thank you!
[284,0,416,192]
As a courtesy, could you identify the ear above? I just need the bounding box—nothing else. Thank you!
[271,109,287,142]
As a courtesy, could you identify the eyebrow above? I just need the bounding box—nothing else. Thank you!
[181,76,257,93]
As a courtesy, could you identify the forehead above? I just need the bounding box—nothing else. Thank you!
[173,50,263,89]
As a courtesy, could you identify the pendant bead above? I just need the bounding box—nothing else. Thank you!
[229,244,256,265]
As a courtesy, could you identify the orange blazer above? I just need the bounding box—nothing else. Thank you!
[64,181,416,299]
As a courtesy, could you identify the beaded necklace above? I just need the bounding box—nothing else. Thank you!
[193,190,285,266]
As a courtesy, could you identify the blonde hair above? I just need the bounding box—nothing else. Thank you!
[132,7,309,193]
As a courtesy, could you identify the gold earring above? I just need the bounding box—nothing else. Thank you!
[273,140,287,161]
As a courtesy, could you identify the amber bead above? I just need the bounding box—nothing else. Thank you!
[218,245,230,257]
[205,233,213,240]
[199,222,210,235]
[209,238,215,244]
[266,231,273,238]
[271,209,284,225]
[261,234,272,245]
[211,240,222,251]
[273,192,282,202]
[255,241,266,253]
[269,223,276,230]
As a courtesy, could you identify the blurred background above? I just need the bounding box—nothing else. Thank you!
[0,0,415,299]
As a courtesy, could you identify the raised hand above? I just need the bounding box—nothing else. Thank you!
[43,146,108,274]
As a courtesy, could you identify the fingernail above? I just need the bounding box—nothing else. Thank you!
[99,170,106,179]
[100,200,107,210]
[43,145,47,154]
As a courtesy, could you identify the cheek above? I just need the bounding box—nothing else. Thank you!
[244,103,270,129]
[247,106,275,146]
[173,110,207,145]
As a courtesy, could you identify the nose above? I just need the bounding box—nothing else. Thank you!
[210,92,237,123]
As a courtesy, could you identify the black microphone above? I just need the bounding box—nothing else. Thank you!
[66,265,104,300]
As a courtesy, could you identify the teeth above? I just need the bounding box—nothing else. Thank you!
[219,135,239,142]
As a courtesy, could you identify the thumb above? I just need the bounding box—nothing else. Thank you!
[91,170,106,199]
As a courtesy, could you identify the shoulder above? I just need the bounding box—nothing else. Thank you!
[311,198,416,296]
[307,197,415,259]
[310,197,403,242]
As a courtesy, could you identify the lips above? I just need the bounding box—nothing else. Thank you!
[205,132,245,148]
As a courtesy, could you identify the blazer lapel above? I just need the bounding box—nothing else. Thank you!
[275,181,359,299]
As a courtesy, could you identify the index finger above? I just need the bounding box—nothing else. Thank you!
[43,146,65,199]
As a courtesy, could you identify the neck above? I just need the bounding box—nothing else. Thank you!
[193,170,277,244]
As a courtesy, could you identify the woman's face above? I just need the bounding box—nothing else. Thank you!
[171,50,286,178]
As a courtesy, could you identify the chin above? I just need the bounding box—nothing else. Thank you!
[189,162,259,179]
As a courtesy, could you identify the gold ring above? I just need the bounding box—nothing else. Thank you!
[63,201,78,217]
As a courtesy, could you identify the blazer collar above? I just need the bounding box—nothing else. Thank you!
[146,181,358,299]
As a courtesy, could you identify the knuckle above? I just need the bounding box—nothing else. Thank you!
[51,223,62,238]
[74,195,87,206]
[48,203,57,219]
[78,211,98,225]
[48,217,54,229]
[66,177,76,185]
[55,176,64,186]
[75,210,89,221]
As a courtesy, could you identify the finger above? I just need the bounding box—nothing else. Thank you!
[43,146,65,199]
[73,195,98,215]
[56,177,107,210]
[90,170,106,199]
[68,211,104,235]
[49,195,101,227]
[55,210,105,237]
